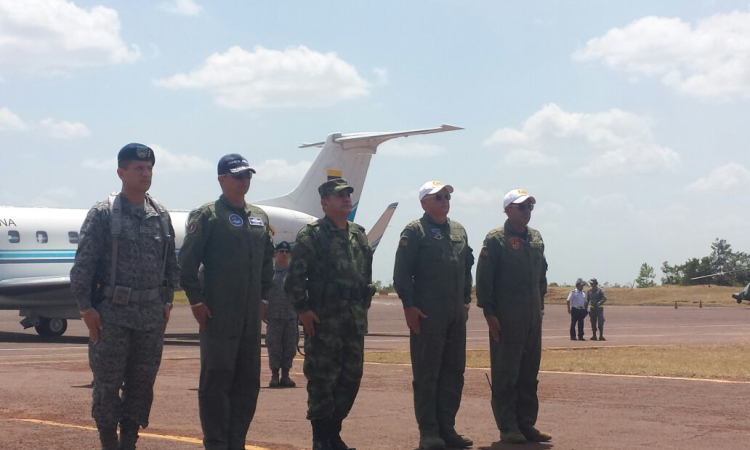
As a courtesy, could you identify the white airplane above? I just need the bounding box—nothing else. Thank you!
[0,124,462,337]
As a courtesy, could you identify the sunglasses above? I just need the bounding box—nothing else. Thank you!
[227,172,252,180]
[509,202,534,211]
[428,193,451,201]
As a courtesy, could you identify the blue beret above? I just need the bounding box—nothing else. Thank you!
[118,143,155,166]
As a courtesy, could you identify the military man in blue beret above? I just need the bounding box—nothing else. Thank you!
[71,143,178,450]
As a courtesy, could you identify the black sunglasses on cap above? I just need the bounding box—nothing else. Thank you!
[509,202,534,211]
[227,171,253,180]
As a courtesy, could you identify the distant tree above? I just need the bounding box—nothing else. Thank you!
[661,238,750,286]
[635,263,656,288]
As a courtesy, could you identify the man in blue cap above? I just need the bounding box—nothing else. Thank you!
[71,143,178,450]
[179,153,275,450]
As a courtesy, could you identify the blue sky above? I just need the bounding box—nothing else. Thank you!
[2,0,750,286]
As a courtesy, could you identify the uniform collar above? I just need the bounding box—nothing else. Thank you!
[320,215,352,233]
[503,219,528,237]
[219,194,248,212]
[421,213,450,227]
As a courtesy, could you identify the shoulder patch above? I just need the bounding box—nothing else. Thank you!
[399,235,409,247]
[479,247,489,258]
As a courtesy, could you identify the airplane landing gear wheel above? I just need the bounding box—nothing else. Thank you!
[35,318,68,337]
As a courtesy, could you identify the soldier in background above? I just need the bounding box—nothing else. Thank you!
[393,180,474,450]
[179,154,275,450]
[285,178,374,450]
[587,278,607,341]
[70,144,178,450]
[262,241,298,388]
[476,188,551,444]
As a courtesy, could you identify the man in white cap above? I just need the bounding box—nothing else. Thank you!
[476,188,551,444]
[393,181,474,450]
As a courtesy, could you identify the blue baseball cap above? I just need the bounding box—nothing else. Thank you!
[218,153,256,175]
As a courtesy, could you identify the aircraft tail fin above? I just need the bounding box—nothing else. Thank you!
[366,202,398,252]
[255,124,462,220]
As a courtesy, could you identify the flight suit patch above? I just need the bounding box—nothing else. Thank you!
[229,214,244,227]
[399,236,409,247]
[509,237,522,249]
[139,226,152,234]
[187,222,197,234]
[248,217,264,227]
[430,228,443,240]
[480,247,489,258]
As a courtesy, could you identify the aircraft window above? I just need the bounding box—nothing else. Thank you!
[68,231,79,244]
[8,230,20,244]
[36,231,48,244]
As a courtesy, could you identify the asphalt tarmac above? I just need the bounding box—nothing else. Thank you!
[1,297,749,449]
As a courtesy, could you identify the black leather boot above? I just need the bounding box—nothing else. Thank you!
[280,367,296,387]
[118,419,140,450]
[97,426,118,450]
[329,417,356,450]
[311,419,332,450]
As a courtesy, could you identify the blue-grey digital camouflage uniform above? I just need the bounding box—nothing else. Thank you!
[265,265,299,372]
[179,195,274,450]
[284,215,374,422]
[475,220,547,435]
[70,193,178,430]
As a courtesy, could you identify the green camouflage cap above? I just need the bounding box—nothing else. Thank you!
[318,178,354,198]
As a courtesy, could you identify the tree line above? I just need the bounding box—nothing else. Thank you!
[659,238,750,287]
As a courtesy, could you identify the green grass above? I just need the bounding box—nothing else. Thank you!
[365,344,750,381]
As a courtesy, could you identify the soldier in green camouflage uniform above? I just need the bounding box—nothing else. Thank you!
[179,154,275,450]
[393,180,474,450]
[476,189,551,444]
[71,144,178,450]
[284,178,374,450]
[587,278,607,341]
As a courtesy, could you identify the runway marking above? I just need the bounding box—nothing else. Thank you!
[363,362,750,384]
[11,419,270,450]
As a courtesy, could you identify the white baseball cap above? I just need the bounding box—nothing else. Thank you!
[418,180,454,200]
[503,188,536,209]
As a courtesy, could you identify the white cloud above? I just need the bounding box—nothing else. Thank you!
[39,118,91,139]
[0,0,140,74]
[373,67,389,84]
[452,186,507,209]
[253,159,312,182]
[0,107,28,131]
[687,162,750,191]
[573,11,750,99]
[378,141,444,158]
[159,0,202,16]
[0,107,91,139]
[82,145,212,171]
[484,103,679,175]
[154,45,371,108]
[31,187,76,207]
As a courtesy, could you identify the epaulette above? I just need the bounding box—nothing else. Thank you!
[486,227,505,238]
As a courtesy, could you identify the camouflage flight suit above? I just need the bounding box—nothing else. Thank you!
[587,286,607,338]
[475,220,547,434]
[70,193,178,430]
[284,215,373,423]
[392,213,474,440]
[179,195,274,450]
[265,265,299,372]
